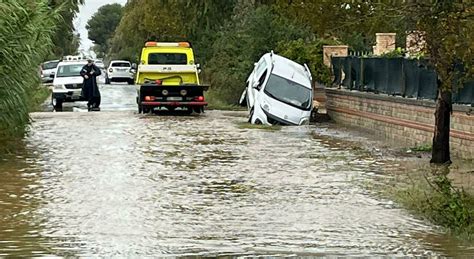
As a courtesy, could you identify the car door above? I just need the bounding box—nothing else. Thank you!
[247,56,268,109]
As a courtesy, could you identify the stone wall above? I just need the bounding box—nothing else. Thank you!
[325,88,474,159]
[323,45,349,67]
[373,33,396,56]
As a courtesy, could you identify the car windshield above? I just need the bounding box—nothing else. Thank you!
[56,64,84,77]
[111,62,130,67]
[42,61,59,70]
[264,74,312,110]
[148,53,187,65]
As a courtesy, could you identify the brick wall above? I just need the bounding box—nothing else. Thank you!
[326,88,474,159]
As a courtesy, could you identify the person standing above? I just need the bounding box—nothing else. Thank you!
[80,59,102,111]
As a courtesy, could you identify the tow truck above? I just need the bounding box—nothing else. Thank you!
[135,41,208,114]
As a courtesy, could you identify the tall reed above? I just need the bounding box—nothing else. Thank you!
[0,0,58,139]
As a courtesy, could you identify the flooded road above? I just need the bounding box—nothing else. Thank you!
[0,84,473,257]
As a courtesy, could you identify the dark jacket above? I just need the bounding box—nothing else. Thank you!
[80,64,101,100]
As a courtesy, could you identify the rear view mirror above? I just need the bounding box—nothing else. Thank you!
[131,63,137,69]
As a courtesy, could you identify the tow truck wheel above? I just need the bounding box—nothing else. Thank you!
[138,105,143,113]
[184,107,193,115]
[193,107,202,114]
[143,107,151,114]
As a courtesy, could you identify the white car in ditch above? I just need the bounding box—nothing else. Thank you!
[240,52,313,126]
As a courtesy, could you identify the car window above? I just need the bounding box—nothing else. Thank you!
[111,62,131,67]
[148,53,187,65]
[43,61,59,70]
[256,70,267,91]
[264,74,312,110]
[255,58,267,77]
[56,64,84,77]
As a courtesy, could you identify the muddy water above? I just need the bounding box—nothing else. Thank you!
[0,84,472,257]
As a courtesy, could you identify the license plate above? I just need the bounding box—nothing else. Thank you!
[167,97,182,101]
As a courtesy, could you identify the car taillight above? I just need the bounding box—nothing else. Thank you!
[155,80,162,85]
[196,96,204,102]
[144,96,155,101]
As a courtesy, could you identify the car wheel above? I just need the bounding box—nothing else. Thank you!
[105,77,110,84]
[52,96,63,112]
[128,79,134,85]
[248,108,254,123]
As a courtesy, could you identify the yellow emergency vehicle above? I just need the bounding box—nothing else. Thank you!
[135,41,208,114]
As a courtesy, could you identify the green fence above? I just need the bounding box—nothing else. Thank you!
[331,57,474,106]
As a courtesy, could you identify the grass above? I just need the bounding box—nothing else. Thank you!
[205,89,247,111]
[385,165,474,240]
[29,85,51,112]
[206,96,246,111]
[407,144,433,152]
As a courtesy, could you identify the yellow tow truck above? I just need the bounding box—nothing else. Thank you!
[135,41,208,114]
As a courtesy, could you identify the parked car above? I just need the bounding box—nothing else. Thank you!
[94,60,105,70]
[40,60,60,83]
[51,60,88,111]
[241,52,313,126]
[105,60,134,84]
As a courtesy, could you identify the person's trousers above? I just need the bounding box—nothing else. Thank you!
[88,96,101,108]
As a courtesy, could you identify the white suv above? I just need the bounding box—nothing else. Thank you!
[40,60,60,83]
[105,60,134,84]
[51,61,88,111]
[241,52,313,126]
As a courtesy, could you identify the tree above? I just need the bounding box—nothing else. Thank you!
[86,3,123,57]
[272,1,407,51]
[48,0,84,57]
[404,1,473,164]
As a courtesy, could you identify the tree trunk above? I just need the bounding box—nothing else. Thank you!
[431,88,452,164]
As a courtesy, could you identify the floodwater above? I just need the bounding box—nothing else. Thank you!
[0,84,473,257]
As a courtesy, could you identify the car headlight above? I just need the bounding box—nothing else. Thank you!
[54,84,65,90]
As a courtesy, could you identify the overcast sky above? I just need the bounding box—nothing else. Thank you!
[74,0,127,52]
